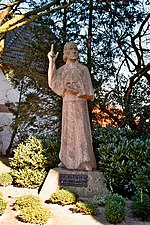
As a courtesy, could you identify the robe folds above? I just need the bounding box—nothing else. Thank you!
[49,62,97,170]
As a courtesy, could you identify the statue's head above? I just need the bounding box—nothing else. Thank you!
[63,42,78,62]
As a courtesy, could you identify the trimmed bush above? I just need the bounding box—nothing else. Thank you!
[14,194,52,224]
[48,189,77,205]
[13,195,42,211]
[0,172,13,187]
[0,197,7,215]
[104,194,125,224]
[10,136,48,188]
[131,192,150,221]
[73,201,99,215]
[11,167,46,189]
[17,205,52,224]
[10,136,59,188]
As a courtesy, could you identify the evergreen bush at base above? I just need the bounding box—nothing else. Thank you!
[17,205,52,224]
[10,136,60,188]
[73,201,99,215]
[48,189,77,205]
[92,192,110,206]
[10,136,48,188]
[13,194,52,224]
[104,194,125,224]
[13,195,42,211]
[131,192,150,221]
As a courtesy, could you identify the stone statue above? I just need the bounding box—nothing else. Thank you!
[47,42,96,171]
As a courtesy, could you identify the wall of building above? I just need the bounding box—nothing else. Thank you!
[0,67,19,154]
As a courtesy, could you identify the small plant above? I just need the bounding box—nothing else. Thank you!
[17,205,52,224]
[14,194,52,224]
[13,195,42,211]
[0,172,13,187]
[73,201,99,215]
[0,197,7,215]
[48,189,77,205]
[92,192,109,206]
[131,192,150,221]
[104,194,125,224]
[133,170,150,201]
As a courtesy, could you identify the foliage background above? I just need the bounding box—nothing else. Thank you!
[2,0,149,151]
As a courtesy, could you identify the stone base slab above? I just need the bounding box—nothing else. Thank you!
[39,167,108,201]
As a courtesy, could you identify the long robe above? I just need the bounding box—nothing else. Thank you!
[49,61,96,170]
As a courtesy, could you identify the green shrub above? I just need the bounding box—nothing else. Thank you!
[92,192,110,206]
[41,138,60,170]
[48,189,77,205]
[17,205,52,224]
[10,136,48,188]
[0,172,13,187]
[11,167,46,188]
[133,170,150,196]
[0,197,7,215]
[10,136,60,188]
[13,195,42,211]
[0,192,3,197]
[104,194,125,224]
[131,192,150,221]
[96,126,150,197]
[73,201,99,215]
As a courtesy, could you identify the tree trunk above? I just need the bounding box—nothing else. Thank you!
[87,0,93,74]
[6,79,24,156]
[63,0,67,44]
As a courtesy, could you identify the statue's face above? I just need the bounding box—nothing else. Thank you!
[67,44,78,61]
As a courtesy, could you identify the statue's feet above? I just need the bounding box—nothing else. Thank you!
[77,162,93,171]
[84,165,92,171]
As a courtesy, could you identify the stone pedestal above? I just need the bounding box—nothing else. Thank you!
[39,167,108,201]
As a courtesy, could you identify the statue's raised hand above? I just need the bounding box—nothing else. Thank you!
[47,44,59,62]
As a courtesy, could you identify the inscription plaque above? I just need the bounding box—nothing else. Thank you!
[59,173,88,187]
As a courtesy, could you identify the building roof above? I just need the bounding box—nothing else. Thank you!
[1,23,57,75]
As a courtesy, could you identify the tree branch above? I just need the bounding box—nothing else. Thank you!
[0,0,75,33]
[133,13,150,40]
[124,63,150,103]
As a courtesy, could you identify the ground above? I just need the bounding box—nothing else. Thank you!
[0,155,150,225]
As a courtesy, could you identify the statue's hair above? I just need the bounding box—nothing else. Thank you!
[63,42,78,62]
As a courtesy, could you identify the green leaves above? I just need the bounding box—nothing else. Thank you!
[0,197,7,215]
[104,194,125,224]
[96,127,150,197]
[48,189,77,206]
[14,194,52,223]
[73,201,99,215]
[131,192,150,221]
[18,205,52,224]
[0,172,13,187]
[10,136,57,188]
